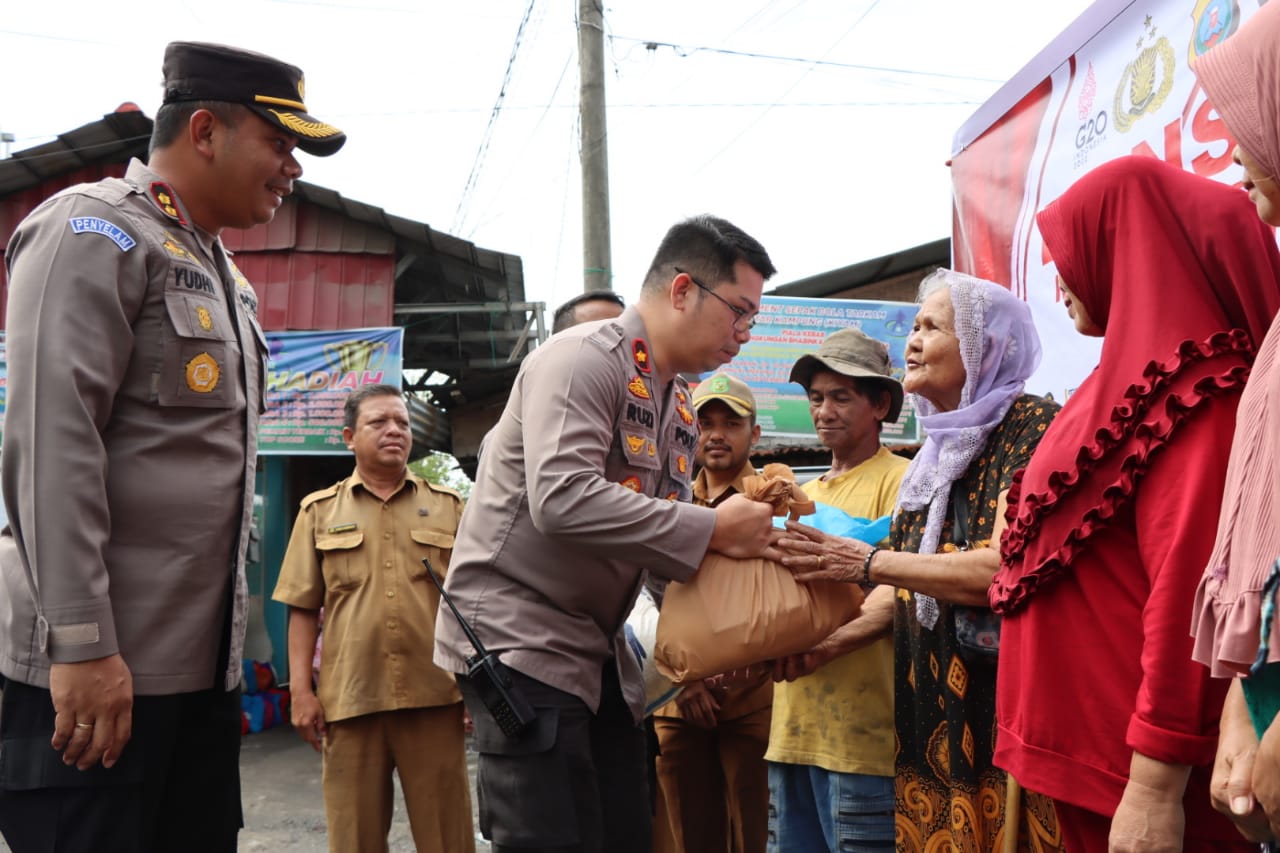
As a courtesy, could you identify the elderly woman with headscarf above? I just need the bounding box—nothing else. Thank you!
[1190,3,1280,842]
[990,155,1280,853]
[780,269,1061,851]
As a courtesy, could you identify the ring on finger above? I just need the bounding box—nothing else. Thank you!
[74,722,94,731]
[816,554,824,569]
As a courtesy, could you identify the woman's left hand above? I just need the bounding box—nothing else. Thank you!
[777,520,870,584]
[1109,755,1188,852]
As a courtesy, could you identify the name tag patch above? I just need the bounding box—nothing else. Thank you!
[67,217,136,252]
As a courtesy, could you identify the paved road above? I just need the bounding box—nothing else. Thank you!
[239,724,491,852]
[0,724,491,852]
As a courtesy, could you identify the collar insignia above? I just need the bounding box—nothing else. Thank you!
[632,339,651,374]
[149,182,187,225]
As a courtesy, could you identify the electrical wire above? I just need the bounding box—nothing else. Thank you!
[609,34,1004,85]
[451,0,539,235]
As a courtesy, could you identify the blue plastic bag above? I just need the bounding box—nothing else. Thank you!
[774,501,891,546]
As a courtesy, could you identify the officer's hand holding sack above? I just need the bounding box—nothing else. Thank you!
[654,464,863,683]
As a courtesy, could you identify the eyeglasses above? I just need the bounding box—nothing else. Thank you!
[674,266,757,331]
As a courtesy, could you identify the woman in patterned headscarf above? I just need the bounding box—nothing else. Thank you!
[780,268,1062,850]
[992,155,1280,852]
[1190,2,1280,842]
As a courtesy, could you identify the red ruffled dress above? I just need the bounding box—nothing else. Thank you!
[990,157,1280,852]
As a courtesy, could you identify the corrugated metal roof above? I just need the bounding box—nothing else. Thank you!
[769,237,950,299]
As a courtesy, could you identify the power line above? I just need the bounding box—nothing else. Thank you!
[451,0,540,235]
[608,34,1004,85]
[694,0,885,173]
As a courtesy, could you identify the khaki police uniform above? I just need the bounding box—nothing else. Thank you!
[434,306,717,851]
[0,158,267,851]
[274,469,473,853]
[0,157,266,692]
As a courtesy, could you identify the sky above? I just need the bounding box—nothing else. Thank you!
[1,0,1096,314]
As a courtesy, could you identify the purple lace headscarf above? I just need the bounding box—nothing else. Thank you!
[899,270,1042,628]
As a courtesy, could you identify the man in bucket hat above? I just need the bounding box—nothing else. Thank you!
[0,42,343,852]
[765,327,908,852]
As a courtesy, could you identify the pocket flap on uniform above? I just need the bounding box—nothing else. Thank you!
[316,531,364,551]
[164,289,228,340]
[411,529,455,548]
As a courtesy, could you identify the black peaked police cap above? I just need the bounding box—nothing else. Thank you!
[161,41,346,157]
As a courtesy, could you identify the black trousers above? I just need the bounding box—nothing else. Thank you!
[0,678,243,853]
[460,663,650,853]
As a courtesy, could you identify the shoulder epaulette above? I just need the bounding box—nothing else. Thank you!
[300,481,342,509]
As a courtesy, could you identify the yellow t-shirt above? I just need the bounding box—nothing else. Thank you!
[764,446,907,776]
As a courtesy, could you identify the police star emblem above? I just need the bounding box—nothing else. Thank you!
[185,352,221,393]
[632,339,651,374]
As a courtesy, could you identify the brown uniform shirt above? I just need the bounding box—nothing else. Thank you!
[273,470,463,723]
[434,308,718,722]
[0,159,266,694]
[656,460,773,720]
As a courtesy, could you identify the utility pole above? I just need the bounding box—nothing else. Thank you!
[577,0,611,293]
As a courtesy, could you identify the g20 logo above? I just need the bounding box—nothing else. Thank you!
[1076,111,1108,149]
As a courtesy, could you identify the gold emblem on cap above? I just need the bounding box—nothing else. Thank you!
[186,352,220,393]
[197,305,214,332]
[267,109,340,138]
[298,77,306,101]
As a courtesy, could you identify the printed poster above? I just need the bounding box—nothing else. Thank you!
[703,295,920,445]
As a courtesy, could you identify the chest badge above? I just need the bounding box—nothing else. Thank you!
[196,305,214,332]
[186,352,221,393]
[328,522,358,534]
[676,455,688,474]
[625,434,646,454]
[632,339,651,374]
[627,376,651,400]
[676,403,694,425]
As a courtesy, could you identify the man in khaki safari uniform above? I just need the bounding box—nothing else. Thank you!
[273,384,474,853]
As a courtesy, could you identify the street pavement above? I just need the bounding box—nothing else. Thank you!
[0,724,492,852]
[238,724,491,852]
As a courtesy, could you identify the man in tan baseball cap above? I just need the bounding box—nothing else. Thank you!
[653,370,773,853]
